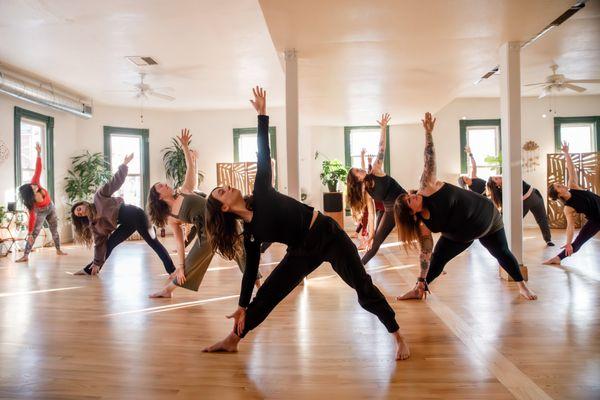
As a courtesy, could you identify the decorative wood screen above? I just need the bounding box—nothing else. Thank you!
[547,152,600,228]
[216,162,257,197]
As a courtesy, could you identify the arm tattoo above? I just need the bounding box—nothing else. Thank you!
[419,131,436,189]
[418,232,433,276]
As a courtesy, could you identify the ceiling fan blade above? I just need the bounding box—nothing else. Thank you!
[538,88,551,99]
[148,91,175,101]
[523,82,547,87]
[563,83,587,93]
[104,89,139,93]
[564,79,600,84]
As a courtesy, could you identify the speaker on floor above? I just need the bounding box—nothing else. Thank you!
[323,192,343,212]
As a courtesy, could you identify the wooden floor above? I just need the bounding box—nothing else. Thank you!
[0,227,598,399]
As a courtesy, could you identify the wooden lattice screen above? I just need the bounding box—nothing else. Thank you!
[216,162,258,197]
[547,152,600,228]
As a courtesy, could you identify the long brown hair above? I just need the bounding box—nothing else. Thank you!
[18,184,35,210]
[346,170,375,221]
[70,201,95,247]
[548,183,560,202]
[393,192,421,251]
[148,184,171,227]
[205,192,250,260]
[486,177,503,209]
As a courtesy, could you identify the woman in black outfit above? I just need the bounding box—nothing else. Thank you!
[544,142,600,265]
[202,87,410,360]
[394,112,537,301]
[486,177,554,246]
[346,114,406,264]
[457,146,487,195]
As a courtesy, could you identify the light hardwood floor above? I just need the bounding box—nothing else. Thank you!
[0,228,598,399]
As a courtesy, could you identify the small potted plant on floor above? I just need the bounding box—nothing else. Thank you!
[319,159,348,228]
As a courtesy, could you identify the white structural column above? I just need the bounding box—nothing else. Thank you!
[499,42,527,280]
[285,48,300,199]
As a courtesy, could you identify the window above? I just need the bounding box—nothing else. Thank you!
[233,127,277,163]
[460,119,501,180]
[344,126,390,173]
[14,107,54,199]
[554,116,600,153]
[103,126,149,208]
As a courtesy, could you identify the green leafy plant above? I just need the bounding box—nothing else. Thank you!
[0,205,6,225]
[484,151,502,174]
[161,138,206,188]
[64,151,112,204]
[320,160,348,192]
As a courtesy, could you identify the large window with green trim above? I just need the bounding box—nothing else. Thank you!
[103,126,149,208]
[460,119,501,179]
[14,107,54,200]
[344,126,390,173]
[233,127,277,163]
[554,116,599,153]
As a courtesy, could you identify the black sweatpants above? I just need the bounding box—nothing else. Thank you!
[523,189,552,242]
[84,205,175,274]
[240,213,399,337]
[426,228,524,284]
[361,209,395,265]
[558,219,600,260]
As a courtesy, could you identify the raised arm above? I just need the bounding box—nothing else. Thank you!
[372,113,390,173]
[98,154,133,198]
[561,142,581,189]
[360,148,367,170]
[465,145,477,178]
[31,143,42,185]
[179,129,197,193]
[419,112,437,190]
[250,86,272,191]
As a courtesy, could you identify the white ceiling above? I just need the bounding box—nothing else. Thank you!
[260,0,600,124]
[0,0,598,122]
[0,0,285,109]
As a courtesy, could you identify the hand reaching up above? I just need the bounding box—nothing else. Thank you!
[422,112,436,134]
[123,153,134,165]
[35,142,41,155]
[377,113,391,127]
[179,128,191,149]
[561,141,569,154]
[250,86,267,115]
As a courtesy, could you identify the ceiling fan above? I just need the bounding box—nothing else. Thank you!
[108,72,175,101]
[524,65,600,98]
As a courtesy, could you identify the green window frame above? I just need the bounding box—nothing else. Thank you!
[14,106,55,200]
[103,126,150,207]
[459,119,501,173]
[233,127,278,186]
[344,126,391,174]
[554,116,600,152]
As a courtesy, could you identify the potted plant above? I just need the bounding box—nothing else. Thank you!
[484,152,503,174]
[64,151,112,204]
[320,159,348,192]
[162,138,206,189]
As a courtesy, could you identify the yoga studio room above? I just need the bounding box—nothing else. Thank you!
[0,0,599,399]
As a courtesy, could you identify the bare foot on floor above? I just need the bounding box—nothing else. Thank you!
[73,268,89,276]
[56,250,68,256]
[149,289,173,298]
[542,256,561,265]
[203,332,240,353]
[15,255,28,263]
[518,284,538,300]
[394,333,410,361]
[397,287,424,301]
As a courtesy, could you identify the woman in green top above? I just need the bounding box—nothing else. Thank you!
[147,129,260,298]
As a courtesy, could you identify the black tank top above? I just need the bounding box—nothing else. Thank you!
[420,183,501,242]
[365,174,406,209]
[468,178,486,195]
[565,189,600,221]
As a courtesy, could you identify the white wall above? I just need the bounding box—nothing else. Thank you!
[0,93,286,242]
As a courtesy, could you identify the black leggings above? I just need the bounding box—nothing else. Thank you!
[426,228,524,284]
[523,189,552,242]
[84,205,175,274]
[361,209,395,265]
[558,219,600,259]
[240,213,399,337]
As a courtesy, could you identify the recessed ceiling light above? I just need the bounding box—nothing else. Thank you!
[542,114,547,118]
[126,56,158,66]
[461,116,467,120]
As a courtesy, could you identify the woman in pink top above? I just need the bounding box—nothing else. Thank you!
[16,142,67,262]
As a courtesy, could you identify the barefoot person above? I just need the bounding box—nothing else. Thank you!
[544,142,600,265]
[202,87,410,360]
[16,142,67,262]
[71,154,175,276]
[457,146,487,195]
[487,176,555,247]
[147,129,259,298]
[395,112,537,301]
[346,113,407,264]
